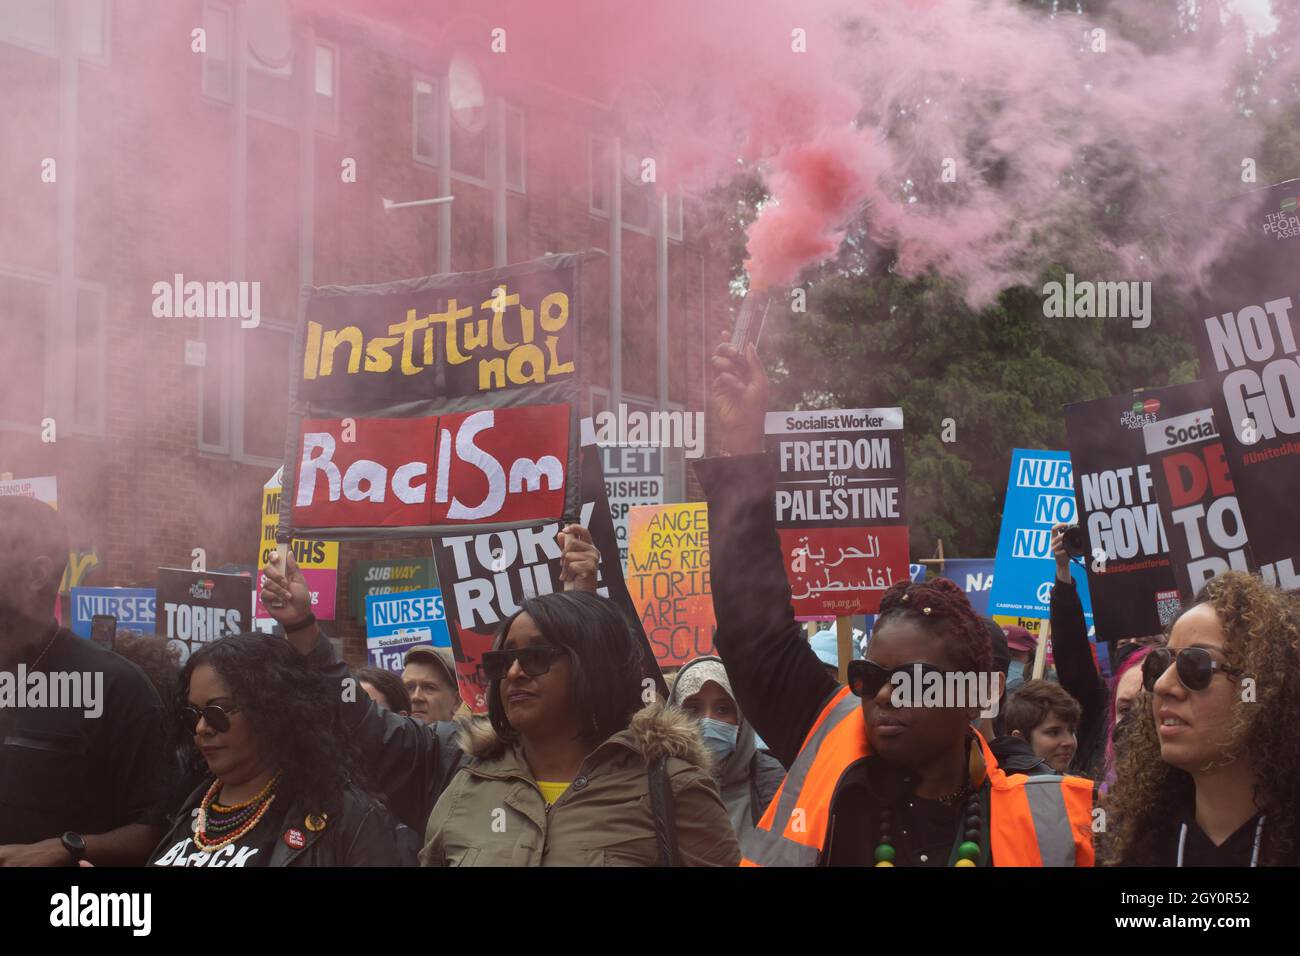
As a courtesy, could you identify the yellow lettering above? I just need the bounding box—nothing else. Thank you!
[545,335,575,376]
[478,357,506,390]
[429,298,476,365]
[303,320,322,379]
[507,344,546,385]
[364,336,400,373]
[321,326,364,375]
[387,309,429,375]
[539,292,569,333]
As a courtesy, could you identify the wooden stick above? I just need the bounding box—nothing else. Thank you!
[1032,618,1051,680]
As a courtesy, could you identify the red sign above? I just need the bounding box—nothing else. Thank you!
[452,626,498,715]
[779,526,911,617]
[291,405,570,529]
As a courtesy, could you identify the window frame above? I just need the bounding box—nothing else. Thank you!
[200,0,233,104]
[313,38,340,135]
[0,0,111,65]
[411,73,441,168]
[588,133,611,218]
[198,314,295,467]
[505,102,526,194]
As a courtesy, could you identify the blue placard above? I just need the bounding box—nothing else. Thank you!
[70,587,157,639]
[365,587,451,645]
[937,558,996,618]
[989,450,1094,625]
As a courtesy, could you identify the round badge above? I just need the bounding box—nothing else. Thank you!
[305,813,327,833]
[283,828,306,849]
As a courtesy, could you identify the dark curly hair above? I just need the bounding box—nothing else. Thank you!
[488,591,645,746]
[175,633,360,815]
[873,577,992,674]
[1103,572,1300,866]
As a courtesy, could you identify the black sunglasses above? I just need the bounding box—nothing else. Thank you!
[182,703,241,733]
[1142,646,1243,693]
[847,660,950,699]
[482,645,568,682]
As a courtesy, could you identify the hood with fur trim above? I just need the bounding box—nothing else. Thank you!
[455,700,716,773]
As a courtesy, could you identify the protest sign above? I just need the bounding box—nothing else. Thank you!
[364,587,452,672]
[989,450,1094,627]
[1064,385,1218,639]
[351,558,437,625]
[433,436,660,713]
[599,445,664,567]
[255,467,339,621]
[765,408,908,617]
[0,475,57,508]
[156,568,251,664]
[70,587,156,639]
[936,558,995,618]
[1186,180,1300,588]
[1144,406,1255,601]
[279,253,592,542]
[626,502,715,668]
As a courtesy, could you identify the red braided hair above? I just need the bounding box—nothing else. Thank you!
[873,577,992,673]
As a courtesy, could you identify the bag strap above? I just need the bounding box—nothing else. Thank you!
[647,755,681,867]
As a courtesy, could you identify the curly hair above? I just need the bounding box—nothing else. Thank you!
[175,633,360,815]
[873,577,992,674]
[1103,572,1300,866]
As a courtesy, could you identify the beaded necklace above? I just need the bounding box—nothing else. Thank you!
[874,738,991,868]
[193,772,282,853]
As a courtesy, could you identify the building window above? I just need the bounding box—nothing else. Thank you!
[505,104,526,193]
[201,0,232,102]
[0,0,109,62]
[247,55,295,124]
[199,317,293,464]
[0,270,54,431]
[667,195,684,241]
[314,41,338,133]
[412,75,440,166]
[0,269,104,437]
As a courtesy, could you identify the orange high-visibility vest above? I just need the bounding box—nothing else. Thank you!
[741,686,1095,867]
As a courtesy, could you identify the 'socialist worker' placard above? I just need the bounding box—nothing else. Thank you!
[765,408,908,617]
[277,253,592,542]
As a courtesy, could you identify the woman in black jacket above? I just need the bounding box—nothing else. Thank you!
[149,634,403,867]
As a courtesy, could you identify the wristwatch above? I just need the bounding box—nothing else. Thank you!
[60,831,86,864]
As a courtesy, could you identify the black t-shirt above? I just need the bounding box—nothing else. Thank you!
[824,757,968,867]
[0,625,167,844]
[1176,812,1266,867]
[150,799,288,868]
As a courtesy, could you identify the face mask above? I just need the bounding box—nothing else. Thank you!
[1006,660,1026,690]
[698,717,739,761]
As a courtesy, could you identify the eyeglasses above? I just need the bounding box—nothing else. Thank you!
[847,660,950,699]
[182,703,241,733]
[481,646,568,682]
[1142,646,1243,693]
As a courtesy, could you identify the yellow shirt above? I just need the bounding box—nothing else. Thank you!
[536,780,570,806]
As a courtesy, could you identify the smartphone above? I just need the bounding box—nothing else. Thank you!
[90,614,117,651]
[732,287,772,352]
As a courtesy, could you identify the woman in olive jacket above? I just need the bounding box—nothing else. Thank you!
[420,592,740,867]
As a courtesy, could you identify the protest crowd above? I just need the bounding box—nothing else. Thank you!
[3,334,1298,871]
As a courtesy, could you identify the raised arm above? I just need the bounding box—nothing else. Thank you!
[695,336,839,770]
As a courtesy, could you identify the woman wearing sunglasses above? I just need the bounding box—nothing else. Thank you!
[420,591,740,866]
[1105,572,1300,866]
[149,634,404,867]
[699,336,1095,867]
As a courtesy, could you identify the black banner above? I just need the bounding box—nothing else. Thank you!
[1143,407,1255,601]
[431,436,665,713]
[1063,384,1218,640]
[156,568,251,665]
[1188,180,1300,588]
